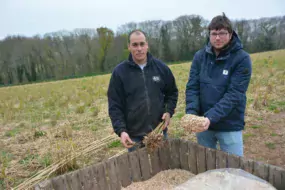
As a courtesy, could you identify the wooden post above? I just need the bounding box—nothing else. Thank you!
[269,165,285,190]
[188,141,198,174]
[197,145,206,173]
[78,166,98,190]
[240,157,254,174]
[150,148,161,176]
[35,179,53,190]
[138,148,151,181]
[158,141,171,171]
[227,154,240,169]
[117,153,131,187]
[206,148,216,171]
[51,175,68,190]
[170,139,181,169]
[128,150,142,182]
[253,161,269,182]
[65,170,83,190]
[92,162,109,190]
[180,139,190,171]
[106,158,121,190]
[216,150,228,169]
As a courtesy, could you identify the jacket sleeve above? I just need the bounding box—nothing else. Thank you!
[185,53,201,115]
[204,55,252,124]
[164,66,178,117]
[107,69,127,137]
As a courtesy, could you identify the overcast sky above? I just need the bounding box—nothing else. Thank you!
[1,0,284,39]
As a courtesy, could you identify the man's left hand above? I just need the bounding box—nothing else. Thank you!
[162,112,171,130]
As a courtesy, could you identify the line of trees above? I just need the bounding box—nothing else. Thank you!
[0,14,284,85]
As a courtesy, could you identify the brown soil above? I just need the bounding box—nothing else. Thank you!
[244,112,285,168]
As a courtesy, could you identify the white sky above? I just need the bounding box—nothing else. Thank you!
[1,0,285,39]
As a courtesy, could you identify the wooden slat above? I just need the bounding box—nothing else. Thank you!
[281,168,285,190]
[93,162,109,190]
[206,148,216,171]
[216,150,228,169]
[35,179,53,190]
[65,170,82,190]
[78,166,98,190]
[180,139,189,171]
[170,139,181,169]
[106,158,120,190]
[138,148,151,181]
[188,141,198,174]
[273,166,282,190]
[175,139,182,169]
[227,154,240,169]
[197,145,206,173]
[158,142,170,170]
[78,168,89,190]
[253,161,269,182]
[269,165,274,185]
[128,150,142,182]
[269,165,285,190]
[240,157,254,174]
[117,153,131,187]
[89,165,100,190]
[150,148,161,176]
[51,175,68,190]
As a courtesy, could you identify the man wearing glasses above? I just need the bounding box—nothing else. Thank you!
[108,29,178,151]
[185,13,252,157]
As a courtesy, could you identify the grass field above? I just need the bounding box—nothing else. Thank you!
[0,49,285,189]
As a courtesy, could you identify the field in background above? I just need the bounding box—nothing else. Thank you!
[0,49,285,188]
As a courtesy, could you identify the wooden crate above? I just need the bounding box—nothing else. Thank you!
[35,138,285,190]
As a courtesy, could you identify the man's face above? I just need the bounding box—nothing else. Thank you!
[209,29,232,50]
[128,32,148,64]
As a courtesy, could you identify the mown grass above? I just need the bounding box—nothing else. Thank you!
[0,49,284,188]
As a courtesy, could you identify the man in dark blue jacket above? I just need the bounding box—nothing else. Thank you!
[108,29,178,151]
[185,13,252,156]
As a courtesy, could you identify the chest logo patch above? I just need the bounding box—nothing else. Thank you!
[223,70,229,75]
[152,76,160,82]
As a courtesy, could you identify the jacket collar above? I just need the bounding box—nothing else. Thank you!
[127,52,153,67]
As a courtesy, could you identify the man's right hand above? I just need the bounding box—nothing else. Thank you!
[203,117,210,131]
[120,132,134,148]
[193,117,210,133]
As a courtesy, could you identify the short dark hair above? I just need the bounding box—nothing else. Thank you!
[128,29,147,43]
[208,12,233,34]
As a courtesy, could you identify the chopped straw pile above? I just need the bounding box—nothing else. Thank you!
[122,169,195,190]
[180,114,207,132]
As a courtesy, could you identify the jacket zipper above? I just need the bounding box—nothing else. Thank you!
[142,69,151,115]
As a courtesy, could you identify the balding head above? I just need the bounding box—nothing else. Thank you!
[128,29,147,44]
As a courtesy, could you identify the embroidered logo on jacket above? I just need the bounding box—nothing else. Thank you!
[222,70,229,75]
[152,76,160,82]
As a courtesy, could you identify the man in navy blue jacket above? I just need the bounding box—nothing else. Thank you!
[185,13,252,156]
[108,29,178,151]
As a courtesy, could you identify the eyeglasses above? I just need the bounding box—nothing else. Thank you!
[210,32,229,38]
[131,42,146,47]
